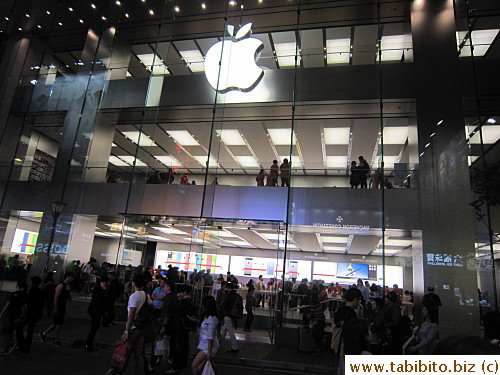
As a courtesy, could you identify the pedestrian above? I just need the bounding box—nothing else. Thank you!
[43,271,55,317]
[269,160,279,186]
[309,292,326,356]
[244,288,256,332]
[0,280,27,353]
[350,161,359,188]
[280,158,291,187]
[21,276,44,353]
[383,291,402,354]
[256,169,265,186]
[103,271,122,326]
[40,272,75,347]
[220,283,240,353]
[357,156,370,189]
[423,286,442,325]
[84,275,109,352]
[191,296,220,375]
[160,280,181,374]
[106,274,151,375]
[177,284,198,370]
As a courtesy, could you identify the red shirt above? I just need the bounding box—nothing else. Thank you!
[270,164,279,177]
[280,162,290,176]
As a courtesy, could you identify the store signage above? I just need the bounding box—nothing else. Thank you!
[426,253,463,267]
[313,215,370,231]
[205,23,264,93]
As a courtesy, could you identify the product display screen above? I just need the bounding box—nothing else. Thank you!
[337,263,369,279]
[11,229,38,254]
[312,261,338,283]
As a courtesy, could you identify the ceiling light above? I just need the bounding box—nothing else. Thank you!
[109,156,130,166]
[229,1,237,5]
[145,235,171,242]
[437,119,444,126]
[91,4,96,9]
[234,156,259,168]
[201,3,206,9]
[166,130,199,146]
[155,155,181,167]
[125,13,130,18]
[468,126,500,144]
[46,11,51,15]
[58,22,63,26]
[268,128,296,145]
[321,236,349,243]
[385,238,412,247]
[323,246,345,252]
[383,127,408,144]
[25,13,30,17]
[216,129,246,145]
[37,25,42,28]
[79,19,84,23]
[372,249,401,256]
[193,155,218,168]
[378,35,412,61]
[457,29,499,57]
[119,156,147,167]
[487,118,496,124]
[420,152,424,157]
[324,127,350,144]
[178,50,205,72]
[137,53,170,75]
[325,156,347,168]
[260,232,280,240]
[149,9,154,15]
[326,38,350,64]
[274,42,300,67]
[121,131,156,146]
[227,240,252,247]
[102,16,107,20]
[68,7,73,11]
[152,226,187,235]
[116,0,121,5]
[174,6,180,12]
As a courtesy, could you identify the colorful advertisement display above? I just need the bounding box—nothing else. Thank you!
[155,250,229,274]
[312,261,338,283]
[337,263,369,279]
[11,229,38,254]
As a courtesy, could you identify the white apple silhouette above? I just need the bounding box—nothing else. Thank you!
[205,23,264,93]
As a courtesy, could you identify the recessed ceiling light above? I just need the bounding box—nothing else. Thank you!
[58,22,63,26]
[125,13,130,18]
[91,3,96,9]
[324,127,350,145]
[149,9,154,15]
[122,131,156,147]
[155,156,181,167]
[201,3,206,9]
[79,19,84,23]
[102,16,107,20]
[46,10,51,15]
[267,128,296,145]
[18,27,22,31]
[166,130,199,146]
[115,0,121,5]
[487,118,496,124]
[383,127,408,144]
[25,13,30,17]
[37,25,42,28]
[174,6,180,12]
[215,129,246,145]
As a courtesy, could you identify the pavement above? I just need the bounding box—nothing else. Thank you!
[0,316,337,374]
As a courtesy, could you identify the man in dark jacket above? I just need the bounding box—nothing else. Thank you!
[22,276,45,353]
[103,271,121,326]
[423,286,442,324]
[175,284,197,369]
[85,276,109,352]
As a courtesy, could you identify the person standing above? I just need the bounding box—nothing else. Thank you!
[269,160,279,186]
[161,280,181,374]
[280,158,291,187]
[85,275,109,352]
[0,280,27,353]
[407,306,438,354]
[350,161,360,188]
[220,283,239,353]
[383,291,402,354]
[309,292,326,357]
[106,274,150,375]
[255,276,264,308]
[244,288,256,332]
[21,276,45,353]
[43,272,55,317]
[256,169,266,186]
[177,285,198,370]
[191,296,220,375]
[40,272,75,346]
[423,286,442,325]
[103,271,121,326]
[357,156,370,189]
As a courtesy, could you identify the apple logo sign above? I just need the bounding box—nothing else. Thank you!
[205,23,264,94]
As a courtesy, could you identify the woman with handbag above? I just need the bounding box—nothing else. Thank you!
[191,296,219,375]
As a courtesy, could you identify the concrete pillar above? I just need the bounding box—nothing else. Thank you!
[411,0,479,335]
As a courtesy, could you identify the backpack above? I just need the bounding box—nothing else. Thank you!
[230,293,243,319]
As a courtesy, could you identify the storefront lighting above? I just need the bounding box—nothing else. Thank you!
[69,7,73,11]
[25,14,30,17]
[125,13,129,18]
[37,25,42,28]
[58,22,63,26]
[149,9,154,15]
[430,132,436,138]
[46,11,51,15]
[174,6,180,12]
[91,4,96,9]
[420,152,425,157]
[116,1,121,5]
[487,118,496,124]
[201,3,206,9]
[79,19,84,23]
[425,143,430,148]
[437,119,444,126]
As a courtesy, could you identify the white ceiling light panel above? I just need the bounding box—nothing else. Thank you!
[226,240,252,247]
[260,232,280,240]
[268,128,296,145]
[122,131,156,146]
[326,38,350,64]
[372,249,401,256]
[321,236,349,243]
[193,155,218,167]
[155,155,181,167]
[323,246,346,252]
[373,156,400,169]
[383,127,408,144]
[118,156,147,167]
[379,35,412,61]
[145,235,171,242]
[468,125,500,144]
[109,156,130,166]
[274,42,300,67]
[324,127,350,144]
[137,53,170,75]
[216,129,246,145]
[152,226,187,235]
[457,29,499,57]
[166,130,199,146]
[178,50,205,72]
[385,238,412,247]
[325,156,347,168]
[234,156,260,168]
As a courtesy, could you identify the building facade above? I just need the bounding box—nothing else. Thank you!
[0,0,498,338]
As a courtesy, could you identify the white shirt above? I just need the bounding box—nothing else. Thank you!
[197,315,219,354]
[128,290,147,329]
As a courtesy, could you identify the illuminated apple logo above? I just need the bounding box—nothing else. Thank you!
[205,23,264,93]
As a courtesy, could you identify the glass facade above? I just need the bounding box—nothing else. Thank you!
[0,0,498,340]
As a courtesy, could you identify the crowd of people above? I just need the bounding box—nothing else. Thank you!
[1,260,499,374]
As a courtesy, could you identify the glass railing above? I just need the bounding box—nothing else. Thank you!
[0,165,420,189]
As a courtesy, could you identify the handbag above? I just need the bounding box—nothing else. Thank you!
[201,359,217,375]
[110,340,133,371]
[154,336,169,356]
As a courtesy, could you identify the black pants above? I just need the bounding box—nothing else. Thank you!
[169,330,179,369]
[311,320,325,352]
[281,177,289,187]
[244,311,254,331]
[22,316,40,352]
[85,313,103,348]
[174,329,190,369]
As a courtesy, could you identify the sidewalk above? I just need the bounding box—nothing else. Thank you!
[34,317,336,374]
